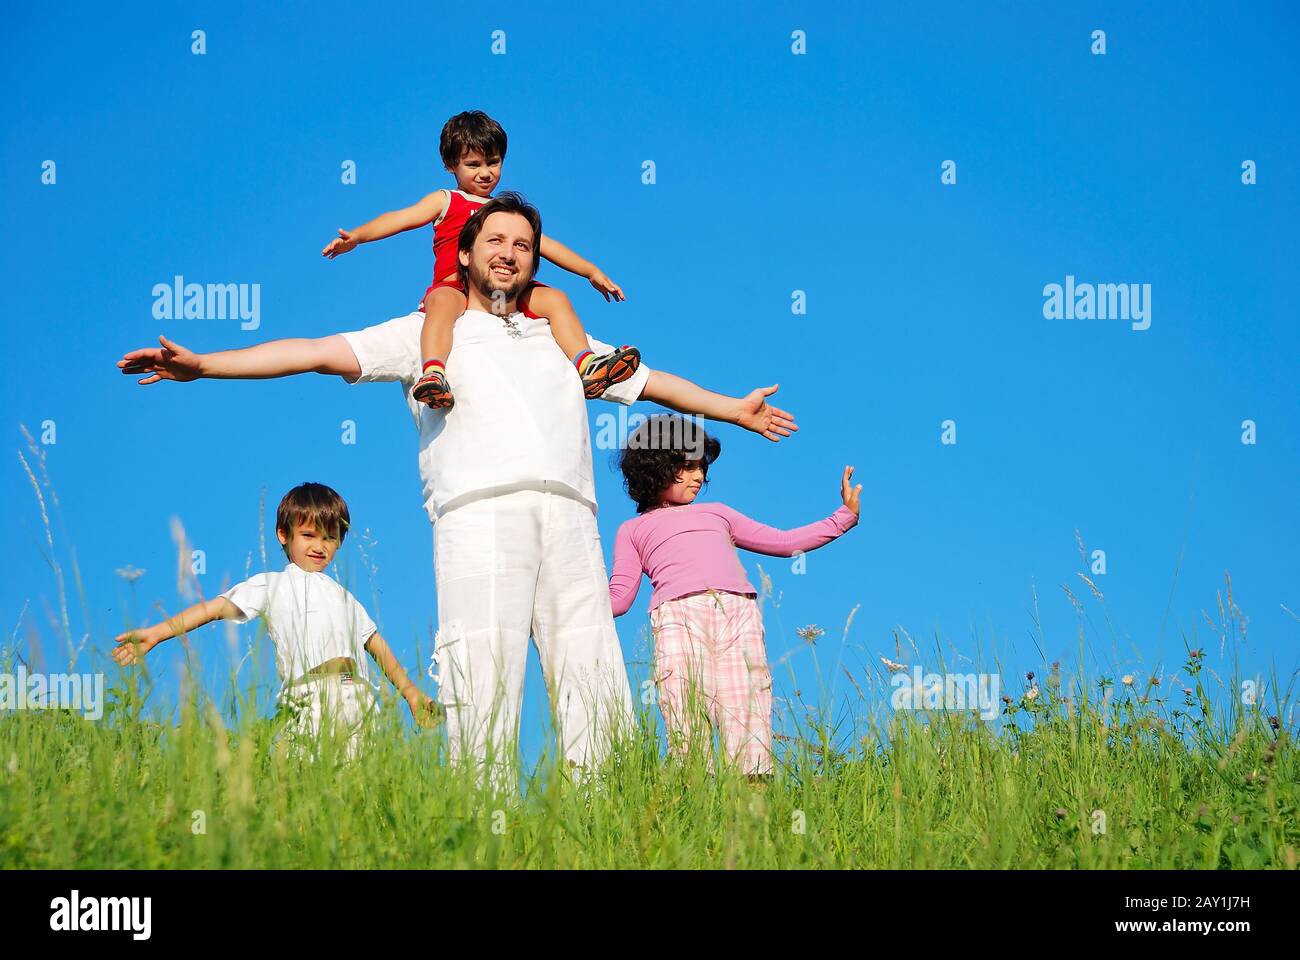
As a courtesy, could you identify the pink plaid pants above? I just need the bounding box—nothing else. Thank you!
[649,588,773,775]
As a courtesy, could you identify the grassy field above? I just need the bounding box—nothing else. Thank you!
[5,438,1295,869]
[1,648,1294,869]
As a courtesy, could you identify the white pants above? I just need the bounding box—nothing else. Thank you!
[431,483,634,774]
[278,674,376,761]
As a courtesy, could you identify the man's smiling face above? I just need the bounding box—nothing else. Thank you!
[460,210,536,311]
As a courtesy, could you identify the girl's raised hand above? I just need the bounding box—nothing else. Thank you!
[841,465,862,516]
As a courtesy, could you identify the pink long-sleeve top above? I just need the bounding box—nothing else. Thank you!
[608,501,858,617]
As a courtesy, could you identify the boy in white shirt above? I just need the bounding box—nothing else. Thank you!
[112,482,440,756]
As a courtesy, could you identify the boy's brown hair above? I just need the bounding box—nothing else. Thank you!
[276,482,350,555]
[440,110,508,169]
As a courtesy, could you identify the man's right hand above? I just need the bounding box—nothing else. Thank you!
[117,335,203,385]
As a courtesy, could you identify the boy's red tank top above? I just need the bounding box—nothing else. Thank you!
[421,187,545,319]
[431,189,487,283]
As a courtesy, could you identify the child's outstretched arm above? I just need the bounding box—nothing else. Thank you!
[364,632,443,728]
[322,190,448,259]
[719,467,862,557]
[608,523,644,618]
[538,234,624,302]
[112,597,241,665]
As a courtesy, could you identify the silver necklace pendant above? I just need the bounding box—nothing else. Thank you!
[502,314,522,340]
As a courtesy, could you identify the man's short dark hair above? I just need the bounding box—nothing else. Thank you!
[439,110,508,169]
[457,191,543,287]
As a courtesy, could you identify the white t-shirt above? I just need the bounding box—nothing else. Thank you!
[221,562,378,694]
[341,309,650,521]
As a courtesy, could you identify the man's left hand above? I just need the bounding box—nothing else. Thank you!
[737,384,798,442]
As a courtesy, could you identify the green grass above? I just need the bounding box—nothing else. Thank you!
[1,657,1294,869]
[6,432,1296,868]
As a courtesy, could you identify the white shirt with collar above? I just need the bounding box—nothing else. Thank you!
[220,562,378,694]
[341,309,650,522]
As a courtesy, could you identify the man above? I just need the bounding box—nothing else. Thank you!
[118,192,797,775]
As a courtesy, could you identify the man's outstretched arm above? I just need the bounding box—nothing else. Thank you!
[639,369,798,442]
[117,334,360,384]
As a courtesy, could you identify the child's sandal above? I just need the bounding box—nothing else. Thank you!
[581,345,641,400]
[413,369,455,409]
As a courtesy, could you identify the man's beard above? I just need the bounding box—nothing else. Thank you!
[467,258,530,313]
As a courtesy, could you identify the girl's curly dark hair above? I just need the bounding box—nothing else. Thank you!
[618,415,722,514]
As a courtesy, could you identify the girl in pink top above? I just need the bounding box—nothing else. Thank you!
[610,415,861,777]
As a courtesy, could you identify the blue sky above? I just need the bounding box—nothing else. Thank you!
[3,2,1297,754]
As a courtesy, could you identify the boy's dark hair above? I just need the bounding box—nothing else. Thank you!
[457,191,543,287]
[276,482,351,555]
[618,415,722,514]
[440,110,508,169]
